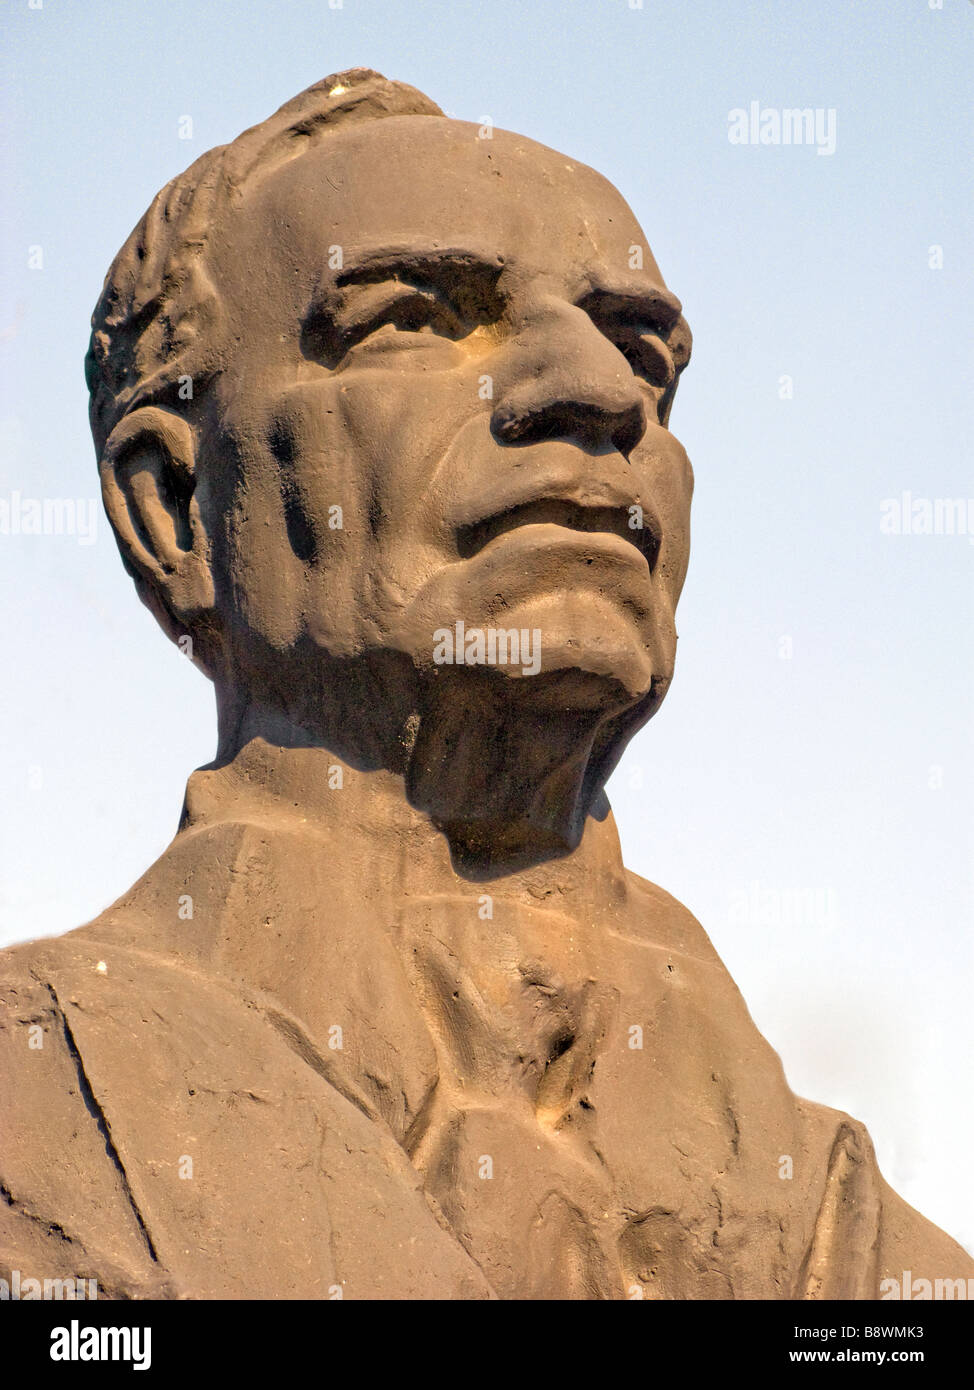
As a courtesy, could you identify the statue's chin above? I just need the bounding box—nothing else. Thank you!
[402,662,647,872]
[214,637,661,869]
[436,811,581,874]
[498,657,653,713]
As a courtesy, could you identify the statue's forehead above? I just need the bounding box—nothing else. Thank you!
[237,116,657,285]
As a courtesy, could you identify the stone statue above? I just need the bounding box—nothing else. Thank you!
[2,70,969,1300]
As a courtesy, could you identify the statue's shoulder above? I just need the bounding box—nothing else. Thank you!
[1,917,138,970]
[621,867,726,966]
[0,919,493,1300]
[0,921,146,1030]
[873,1175,974,1289]
[0,916,217,1031]
[0,924,189,1297]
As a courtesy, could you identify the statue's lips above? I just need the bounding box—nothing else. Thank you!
[456,497,662,572]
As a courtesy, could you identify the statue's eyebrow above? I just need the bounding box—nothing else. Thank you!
[578,280,684,335]
[335,245,505,291]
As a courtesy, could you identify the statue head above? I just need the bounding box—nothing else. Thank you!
[86,69,693,864]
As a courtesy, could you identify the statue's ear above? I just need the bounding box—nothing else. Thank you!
[100,406,216,657]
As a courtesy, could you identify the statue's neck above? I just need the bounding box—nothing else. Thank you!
[182,735,630,913]
[211,658,633,870]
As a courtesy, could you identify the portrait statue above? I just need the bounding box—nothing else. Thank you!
[1,69,969,1301]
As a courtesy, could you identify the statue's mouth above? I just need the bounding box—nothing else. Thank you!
[457,497,661,571]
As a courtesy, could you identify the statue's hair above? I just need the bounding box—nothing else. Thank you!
[85,69,444,458]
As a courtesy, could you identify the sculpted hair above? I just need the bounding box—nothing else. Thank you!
[84,69,444,460]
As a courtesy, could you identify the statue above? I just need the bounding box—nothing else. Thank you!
[1,70,969,1300]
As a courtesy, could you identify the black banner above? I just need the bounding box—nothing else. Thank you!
[2,1298,969,1377]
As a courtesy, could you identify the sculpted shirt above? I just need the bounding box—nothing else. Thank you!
[1,767,970,1300]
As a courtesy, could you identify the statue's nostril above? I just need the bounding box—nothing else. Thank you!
[611,405,647,460]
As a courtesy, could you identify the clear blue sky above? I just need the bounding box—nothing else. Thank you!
[2,0,972,1251]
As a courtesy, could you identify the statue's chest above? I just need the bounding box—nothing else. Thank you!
[392,900,806,1298]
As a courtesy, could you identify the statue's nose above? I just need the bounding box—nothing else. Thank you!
[490,301,648,457]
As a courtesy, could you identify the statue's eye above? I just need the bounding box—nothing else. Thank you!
[303,281,469,366]
[612,328,677,390]
[360,285,465,341]
[593,319,679,427]
[576,288,691,425]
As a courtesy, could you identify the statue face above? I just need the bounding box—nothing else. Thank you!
[200,115,692,724]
